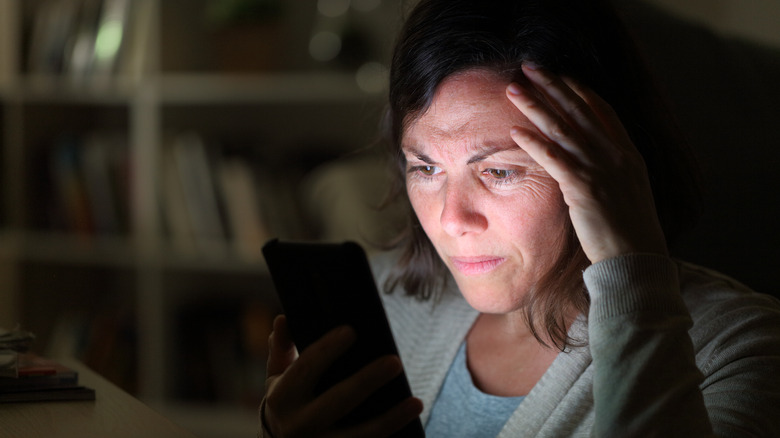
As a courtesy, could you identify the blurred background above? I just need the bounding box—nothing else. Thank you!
[0,0,778,437]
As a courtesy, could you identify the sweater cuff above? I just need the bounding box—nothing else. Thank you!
[584,253,685,322]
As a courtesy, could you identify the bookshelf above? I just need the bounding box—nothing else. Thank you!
[0,0,397,435]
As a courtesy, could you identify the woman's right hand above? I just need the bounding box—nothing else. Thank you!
[262,315,423,438]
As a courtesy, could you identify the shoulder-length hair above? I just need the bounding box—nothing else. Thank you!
[381,0,701,350]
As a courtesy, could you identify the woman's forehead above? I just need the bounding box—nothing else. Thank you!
[402,70,534,150]
[409,73,507,127]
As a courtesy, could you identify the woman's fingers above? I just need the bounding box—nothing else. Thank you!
[268,348,416,437]
[506,78,592,193]
[506,80,589,165]
[306,355,406,431]
[508,124,582,191]
[266,315,297,378]
[263,317,423,437]
[276,325,357,393]
[515,64,632,166]
[330,396,424,438]
[264,324,356,436]
[506,65,668,263]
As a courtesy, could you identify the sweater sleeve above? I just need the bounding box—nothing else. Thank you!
[585,254,714,437]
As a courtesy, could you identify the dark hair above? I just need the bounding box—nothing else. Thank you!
[381,0,701,350]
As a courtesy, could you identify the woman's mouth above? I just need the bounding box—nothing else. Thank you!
[450,257,506,276]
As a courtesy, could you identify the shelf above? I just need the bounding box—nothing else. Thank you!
[158,71,386,104]
[2,75,139,104]
[1,0,388,415]
[0,229,272,274]
[0,71,387,106]
[0,230,136,267]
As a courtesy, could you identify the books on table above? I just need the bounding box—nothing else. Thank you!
[0,353,95,403]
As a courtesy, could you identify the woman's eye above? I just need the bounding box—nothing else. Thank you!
[486,168,513,179]
[482,168,523,186]
[416,165,440,176]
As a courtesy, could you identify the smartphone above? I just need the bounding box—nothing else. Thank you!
[261,239,424,437]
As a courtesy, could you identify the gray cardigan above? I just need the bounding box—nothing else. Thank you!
[373,253,780,437]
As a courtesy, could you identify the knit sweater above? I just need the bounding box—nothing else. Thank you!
[372,253,780,437]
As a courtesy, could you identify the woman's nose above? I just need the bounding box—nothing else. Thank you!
[440,180,488,237]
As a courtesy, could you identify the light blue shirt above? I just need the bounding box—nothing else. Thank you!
[425,342,525,437]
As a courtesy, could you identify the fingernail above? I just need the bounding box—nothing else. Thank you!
[507,83,522,95]
[337,325,356,341]
[383,356,402,375]
[522,61,540,71]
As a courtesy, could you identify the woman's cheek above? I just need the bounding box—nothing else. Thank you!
[406,181,440,225]
[406,181,427,215]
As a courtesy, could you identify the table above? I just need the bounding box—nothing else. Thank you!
[0,359,199,438]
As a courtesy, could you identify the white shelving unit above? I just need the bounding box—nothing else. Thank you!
[0,0,391,435]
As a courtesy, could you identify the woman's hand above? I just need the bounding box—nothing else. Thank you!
[506,64,668,264]
[262,315,423,438]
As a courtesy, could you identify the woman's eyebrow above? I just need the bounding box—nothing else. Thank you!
[466,143,520,164]
[402,146,437,164]
[403,143,525,165]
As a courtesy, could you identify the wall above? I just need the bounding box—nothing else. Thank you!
[644,0,780,48]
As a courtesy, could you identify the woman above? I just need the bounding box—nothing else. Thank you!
[261,0,780,436]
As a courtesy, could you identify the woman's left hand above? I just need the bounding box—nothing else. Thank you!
[506,64,668,264]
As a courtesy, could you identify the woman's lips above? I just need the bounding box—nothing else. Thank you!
[450,257,506,276]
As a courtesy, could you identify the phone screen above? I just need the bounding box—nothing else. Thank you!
[262,239,424,437]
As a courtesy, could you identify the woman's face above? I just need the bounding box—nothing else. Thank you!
[402,70,569,314]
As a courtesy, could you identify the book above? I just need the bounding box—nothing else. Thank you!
[49,136,94,236]
[65,0,103,81]
[48,132,130,237]
[0,386,96,403]
[81,133,124,235]
[169,132,229,254]
[91,0,134,77]
[161,138,198,254]
[118,0,154,78]
[216,158,271,261]
[0,355,78,391]
[27,0,82,74]
[0,354,95,403]
[27,0,138,81]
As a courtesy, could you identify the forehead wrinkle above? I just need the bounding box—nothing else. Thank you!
[420,100,483,140]
[403,134,522,167]
[407,107,519,155]
[410,108,498,161]
[402,69,533,163]
[466,143,525,164]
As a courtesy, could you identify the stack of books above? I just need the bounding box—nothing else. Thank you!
[0,327,95,403]
[0,353,95,403]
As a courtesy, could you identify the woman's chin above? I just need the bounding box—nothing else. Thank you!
[457,283,526,315]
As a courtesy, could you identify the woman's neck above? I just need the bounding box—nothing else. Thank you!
[464,311,572,397]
